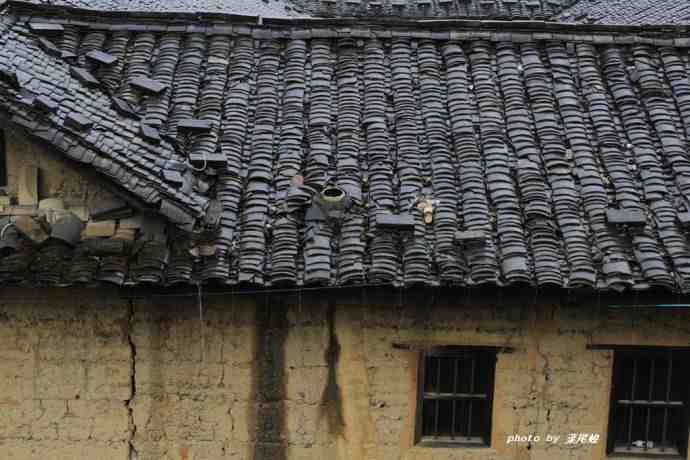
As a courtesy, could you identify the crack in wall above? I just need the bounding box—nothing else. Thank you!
[126,299,138,460]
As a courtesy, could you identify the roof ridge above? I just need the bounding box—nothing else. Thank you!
[7,0,690,32]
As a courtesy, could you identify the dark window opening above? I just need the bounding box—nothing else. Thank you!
[0,129,6,187]
[416,346,496,447]
[607,348,690,458]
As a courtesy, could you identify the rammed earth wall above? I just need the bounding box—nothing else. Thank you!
[1,287,689,460]
[4,129,115,210]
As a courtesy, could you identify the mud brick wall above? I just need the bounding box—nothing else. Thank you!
[4,129,115,209]
[1,287,690,460]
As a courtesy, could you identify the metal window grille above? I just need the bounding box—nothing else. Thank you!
[608,348,690,457]
[416,347,496,447]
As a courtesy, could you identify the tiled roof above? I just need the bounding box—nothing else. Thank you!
[1,6,690,291]
[18,0,304,17]
[558,0,690,25]
[0,14,214,231]
[14,0,578,19]
[293,0,575,19]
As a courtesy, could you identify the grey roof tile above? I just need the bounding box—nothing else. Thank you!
[558,0,690,25]
[2,8,690,291]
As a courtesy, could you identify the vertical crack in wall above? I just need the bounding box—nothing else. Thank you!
[126,299,138,460]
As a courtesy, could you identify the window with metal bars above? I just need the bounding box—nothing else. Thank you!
[607,348,690,458]
[415,346,496,447]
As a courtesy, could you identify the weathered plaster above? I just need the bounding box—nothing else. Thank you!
[1,288,689,460]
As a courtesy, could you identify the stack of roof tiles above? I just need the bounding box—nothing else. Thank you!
[0,2,690,291]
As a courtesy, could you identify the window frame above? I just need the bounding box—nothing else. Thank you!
[606,346,690,459]
[414,346,497,448]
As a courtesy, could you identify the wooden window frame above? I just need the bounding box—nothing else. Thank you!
[414,346,497,448]
[606,347,690,459]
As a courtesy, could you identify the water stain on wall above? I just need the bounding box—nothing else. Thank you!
[320,301,345,436]
[251,295,288,460]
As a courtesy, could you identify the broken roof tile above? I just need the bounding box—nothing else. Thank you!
[64,112,93,131]
[69,66,99,87]
[85,50,118,65]
[140,123,161,144]
[177,118,213,133]
[111,97,139,118]
[33,95,58,113]
[129,76,168,94]
[27,22,64,33]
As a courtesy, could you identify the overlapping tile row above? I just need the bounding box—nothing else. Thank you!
[469,40,530,284]
[576,44,644,214]
[305,39,334,190]
[391,39,430,285]
[200,37,256,284]
[417,40,462,283]
[661,48,690,142]
[77,30,106,67]
[545,42,631,289]
[192,35,233,282]
[60,25,79,56]
[143,33,181,128]
[238,40,281,284]
[3,19,690,291]
[520,43,595,287]
[302,39,335,285]
[576,44,650,288]
[364,39,398,284]
[630,45,690,289]
[334,38,365,284]
[271,39,307,285]
[0,236,170,287]
[335,39,363,203]
[0,23,208,230]
[188,35,231,169]
[414,44,440,285]
[166,33,207,138]
[98,31,130,94]
[599,45,681,289]
[441,43,498,284]
[495,42,563,287]
[119,32,157,105]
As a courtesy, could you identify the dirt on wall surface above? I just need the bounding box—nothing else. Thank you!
[0,287,689,460]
